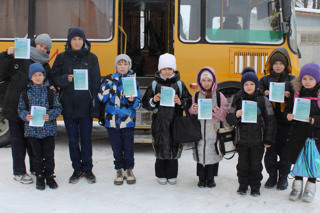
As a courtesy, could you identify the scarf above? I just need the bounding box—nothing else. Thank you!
[30,46,50,64]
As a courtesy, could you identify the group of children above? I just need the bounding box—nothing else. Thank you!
[1,28,319,203]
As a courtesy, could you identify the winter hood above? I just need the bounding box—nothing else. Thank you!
[197,67,217,94]
[264,48,292,75]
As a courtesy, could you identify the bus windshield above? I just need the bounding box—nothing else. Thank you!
[180,0,284,44]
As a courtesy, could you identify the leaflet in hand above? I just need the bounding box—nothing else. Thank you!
[241,100,257,123]
[73,69,88,90]
[269,82,285,103]
[29,106,46,127]
[160,86,175,107]
[293,98,310,122]
[122,77,137,97]
[198,99,212,120]
[14,38,30,59]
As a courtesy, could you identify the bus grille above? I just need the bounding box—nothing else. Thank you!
[233,51,269,74]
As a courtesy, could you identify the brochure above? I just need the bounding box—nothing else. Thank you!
[293,98,310,122]
[241,100,257,123]
[14,38,30,59]
[269,82,285,103]
[122,77,137,97]
[29,106,46,127]
[198,99,213,120]
[73,69,88,90]
[160,86,175,107]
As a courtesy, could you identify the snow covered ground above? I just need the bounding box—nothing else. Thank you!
[0,126,319,213]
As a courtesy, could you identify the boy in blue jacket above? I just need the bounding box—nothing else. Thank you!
[18,63,62,190]
[98,54,141,185]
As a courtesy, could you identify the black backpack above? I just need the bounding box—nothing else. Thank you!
[97,74,113,126]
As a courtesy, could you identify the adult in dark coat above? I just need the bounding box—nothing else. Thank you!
[0,34,52,184]
[227,71,276,196]
[51,27,101,184]
[142,53,191,184]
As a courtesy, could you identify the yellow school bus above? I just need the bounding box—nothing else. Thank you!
[0,0,300,145]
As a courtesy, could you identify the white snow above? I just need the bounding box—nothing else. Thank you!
[0,126,320,213]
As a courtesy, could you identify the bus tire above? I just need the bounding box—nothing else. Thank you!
[0,118,10,148]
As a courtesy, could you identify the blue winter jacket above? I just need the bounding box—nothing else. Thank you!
[51,41,101,118]
[97,70,141,129]
[18,82,62,138]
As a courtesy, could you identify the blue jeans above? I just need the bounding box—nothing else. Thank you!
[107,127,134,170]
[64,116,93,171]
[9,120,34,175]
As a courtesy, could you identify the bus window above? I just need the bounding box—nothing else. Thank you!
[179,0,201,42]
[0,0,28,38]
[288,1,298,52]
[35,0,114,40]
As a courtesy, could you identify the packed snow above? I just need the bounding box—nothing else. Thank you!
[0,126,319,213]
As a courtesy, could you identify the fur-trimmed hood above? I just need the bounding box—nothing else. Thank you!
[291,76,302,93]
[197,67,217,94]
[264,48,292,75]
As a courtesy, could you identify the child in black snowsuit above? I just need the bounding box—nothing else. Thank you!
[259,48,294,190]
[227,71,276,197]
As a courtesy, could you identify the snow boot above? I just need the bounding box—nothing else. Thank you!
[289,180,303,201]
[198,180,206,188]
[237,185,248,195]
[207,179,216,188]
[114,168,124,185]
[264,174,277,189]
[36,175,45,190]
[84,170,96,184]
[250,188,260,197]
[277,175,288,190]
[124,168,136,184]
[46,175,58,189]
[168,178,177,185]
[69,170,83,184]
[301,181,316,203]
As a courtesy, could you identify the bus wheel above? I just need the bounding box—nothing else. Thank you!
[0,109,10,148]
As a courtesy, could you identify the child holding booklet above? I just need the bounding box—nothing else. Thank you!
[18,63,62,190]
[142,53,191,185]
[285,63,320,203]
[98,54,141,185]
[259,48,294,190]
[188,67,228,188]
[226,70,276,197]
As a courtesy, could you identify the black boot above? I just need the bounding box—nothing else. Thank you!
[198,180,206,188]
[36,175,45,190]
[237,185,248,195]
[46,175,58,189]
[251,188,261,197]
[264,174,277,189]
[207,179,216,188]
[277,175,288,190]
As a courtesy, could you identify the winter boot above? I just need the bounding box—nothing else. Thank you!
[124,168,136,184]
[264,174,277,189]
[207,179,216,188]
[198,180,206,188]
[301,181,316,203]
[84,170,96,184]
[250,188,261,197]
[237,185,248,195]
[289,180,303,201]
[69,170,83,184]
[36,175,45,190]
[114,168,124,185]
[46,175,58,189]
[277,175,288,190]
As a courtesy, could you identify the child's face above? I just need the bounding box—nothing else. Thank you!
[272,61,285,74]
[31,72,45,85]
[243,81,255,95]
[116,60,130,74]
[36,44,48,53]
[160,68,174,79]
[302,75,317,89]
[70,36,84,51]
[201,77,213,90]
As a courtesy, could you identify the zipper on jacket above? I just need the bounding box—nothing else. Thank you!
[203,120,206,164]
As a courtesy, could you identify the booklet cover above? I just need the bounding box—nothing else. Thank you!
[73,69,89,90]
[122,77,137,97]
[198,99,213,120]
[14,38,30,59]
[293,98,311,122]
[160,86,175,107]
[29,106,46,127]
[269,82,285,103]
[241,100,257,123]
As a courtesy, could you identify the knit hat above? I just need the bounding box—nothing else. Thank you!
[29,63,46,80]
[270,52,288,67]
[241,67,256,76]
[299,63,320,83]
[35,34,52,51]
[67,27,86,43]
[114,54,132,69]
[200,71,214,82]
[158,53,176,71]
[241,72,259,91]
